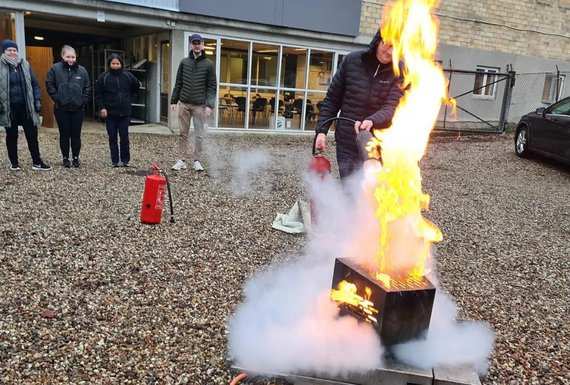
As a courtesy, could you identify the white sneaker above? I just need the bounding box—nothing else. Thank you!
[172,159,187,170]
[194,160,204,171]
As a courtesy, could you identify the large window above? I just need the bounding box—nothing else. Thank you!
[473,66,499,99]
[308,49,333,91]
[252,43,278,87]
[281,46,307,89]
[190,32,347,131]
[542,74,565,104]
[220,39,249,84]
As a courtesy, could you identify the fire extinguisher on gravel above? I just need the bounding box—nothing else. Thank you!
[141,163,175,224]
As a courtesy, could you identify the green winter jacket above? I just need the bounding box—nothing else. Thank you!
[170,51,216,109]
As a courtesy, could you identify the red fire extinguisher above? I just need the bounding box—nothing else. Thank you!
[141,163,175,224]
[309,133,332,227]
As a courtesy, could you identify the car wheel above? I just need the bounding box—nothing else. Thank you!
[515,126,530,158]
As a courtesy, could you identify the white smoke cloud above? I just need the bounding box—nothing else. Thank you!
[392,289,495,375]
[229,169,494,378]
[229,260,383,377]
[231,150,272,196]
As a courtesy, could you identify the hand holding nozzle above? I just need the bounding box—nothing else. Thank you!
[354,119,374,133]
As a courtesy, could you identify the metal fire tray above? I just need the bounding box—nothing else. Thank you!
[331,258,436,346]
[229,361,482,385]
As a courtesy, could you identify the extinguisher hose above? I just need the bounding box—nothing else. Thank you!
[158,170,175,223]
[312,116,357,155]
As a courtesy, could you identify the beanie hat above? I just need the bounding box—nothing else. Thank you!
[2,39,18,53]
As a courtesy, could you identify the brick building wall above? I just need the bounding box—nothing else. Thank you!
[359,0,570,61]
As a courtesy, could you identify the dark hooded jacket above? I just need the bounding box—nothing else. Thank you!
[95,62,141,117]
[46,60,92,112]
[170,50,217,109]
[316,31,405,152]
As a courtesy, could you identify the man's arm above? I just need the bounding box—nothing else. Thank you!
[170,61,184,105]
[365,71,405,128]
[315,58,347,134]
[205,62,217,109]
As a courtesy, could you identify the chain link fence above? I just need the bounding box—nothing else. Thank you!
[507,71,570,125]
[435,68,570,133]
[436,69,513,133]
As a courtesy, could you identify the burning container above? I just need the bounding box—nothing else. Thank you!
[331,258,435,346]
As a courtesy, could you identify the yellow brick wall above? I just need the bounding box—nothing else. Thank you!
[359,0,570,61]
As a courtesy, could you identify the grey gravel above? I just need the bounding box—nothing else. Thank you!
[0,131,568,385]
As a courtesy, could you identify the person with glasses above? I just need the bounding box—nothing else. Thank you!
[314,30,405,180]
[0,39,52,171]
[170,33,217,172]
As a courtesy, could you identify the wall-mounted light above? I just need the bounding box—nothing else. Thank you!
[34,36,44,41]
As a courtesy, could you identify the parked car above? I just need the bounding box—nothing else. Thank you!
[515,96,570,165]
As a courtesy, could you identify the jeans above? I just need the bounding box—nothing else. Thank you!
[105,115,131,164]
[54,109,84,159]
[5,103,41,165]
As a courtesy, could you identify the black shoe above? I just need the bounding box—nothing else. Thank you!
[122,162,130,167]
[63,158,71,168]
[32,161,53,171]
[72,157,80,168]
[10,163,21,171]
[112,162,119,168]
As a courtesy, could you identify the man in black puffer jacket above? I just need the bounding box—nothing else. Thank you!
[170,33,217,172]
[315,30,405,179]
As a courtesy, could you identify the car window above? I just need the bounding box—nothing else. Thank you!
[546,100,570,115]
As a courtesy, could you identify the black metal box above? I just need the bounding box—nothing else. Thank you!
[331,258,436,346]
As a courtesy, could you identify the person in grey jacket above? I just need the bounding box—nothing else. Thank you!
[46,45,91,168]
[170,33,217,172]
[0,39,51,171]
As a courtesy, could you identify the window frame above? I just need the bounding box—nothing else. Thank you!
[183,31,349,130]
[472,65,500,100]
[542,73,566,104]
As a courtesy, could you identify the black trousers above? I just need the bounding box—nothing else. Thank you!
[105,115,131,164]
[336,143,362,180]
[5,102,41,165]
[54,108,84,159]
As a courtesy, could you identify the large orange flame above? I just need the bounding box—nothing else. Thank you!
[365,0,454,285]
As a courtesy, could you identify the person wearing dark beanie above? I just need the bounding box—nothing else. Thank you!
[0,39,52,171]
[1,39,18,53]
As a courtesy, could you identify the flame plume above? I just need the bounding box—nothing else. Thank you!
[365,0,454,285]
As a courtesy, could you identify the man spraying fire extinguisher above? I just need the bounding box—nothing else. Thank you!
[314,30,405,180]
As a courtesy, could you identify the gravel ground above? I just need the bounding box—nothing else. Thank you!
[0,130,568,385]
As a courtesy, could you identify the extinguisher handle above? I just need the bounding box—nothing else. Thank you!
[150,162,160,171]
